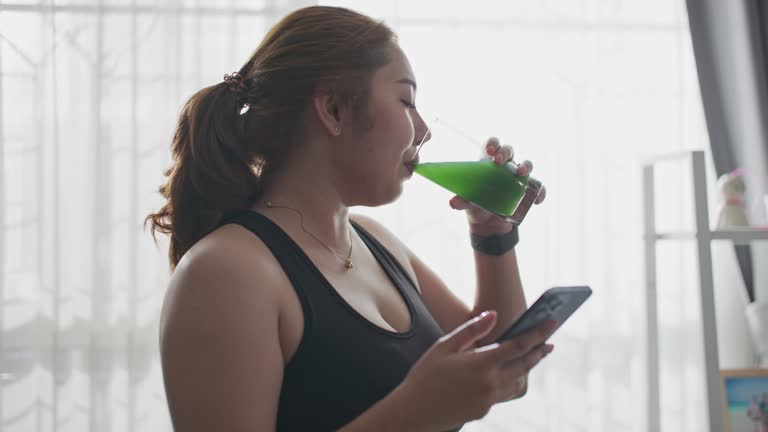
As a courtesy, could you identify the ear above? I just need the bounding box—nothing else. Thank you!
[313,84,343,137]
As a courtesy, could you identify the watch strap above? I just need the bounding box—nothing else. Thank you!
[470,225,519,256]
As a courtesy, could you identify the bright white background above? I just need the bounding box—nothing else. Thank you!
[0,0,727,430]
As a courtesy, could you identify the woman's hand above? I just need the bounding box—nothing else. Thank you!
[394,311,555,432]
[449,138,547,235]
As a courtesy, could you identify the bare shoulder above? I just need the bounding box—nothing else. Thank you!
[171,223,284,283]
[161,224,286,335]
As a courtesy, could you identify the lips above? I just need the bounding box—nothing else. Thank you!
[404,153,419,176]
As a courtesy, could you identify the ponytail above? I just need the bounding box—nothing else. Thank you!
[145,82,264,270]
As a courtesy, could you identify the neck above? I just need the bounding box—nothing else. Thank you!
[253,143,352,249]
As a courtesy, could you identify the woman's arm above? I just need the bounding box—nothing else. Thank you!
[411,245,530,400]
[441,141,538,346]
[408,242,526,346]
[467,243,527,345]
[160,234,286,432]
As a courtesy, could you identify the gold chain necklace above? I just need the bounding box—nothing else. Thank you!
[264,201,354,269]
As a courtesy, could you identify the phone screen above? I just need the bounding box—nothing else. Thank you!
[495,286,592,344]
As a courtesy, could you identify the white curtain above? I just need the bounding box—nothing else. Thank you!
[0,0,711,431]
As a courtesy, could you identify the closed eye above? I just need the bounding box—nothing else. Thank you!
[401,99,417,109]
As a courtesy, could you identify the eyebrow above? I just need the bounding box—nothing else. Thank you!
[395,78,417,91]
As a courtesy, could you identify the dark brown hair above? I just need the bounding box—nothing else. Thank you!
[145,6,395,271]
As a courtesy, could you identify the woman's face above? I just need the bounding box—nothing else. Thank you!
[333,43,430,206]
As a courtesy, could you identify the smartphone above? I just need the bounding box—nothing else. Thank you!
[495,286,592,343]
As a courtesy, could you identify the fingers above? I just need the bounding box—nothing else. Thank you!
[500,344,552,383]
[484,137,500,156]
[496,344,553,399]
[475,320,558,365]
[516,160,533,176]
[497,374,529,402]
[483,139,539,183]
[502,343,553,371]
[449,195,472,211]
[479,137,546,209]
[485,138,514,165]
[437,310,498,354]
[493,146,513,165]
[484,139,533,177]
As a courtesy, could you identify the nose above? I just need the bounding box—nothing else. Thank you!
[414,114,431,146]
[410,121,431,162]
[415,128,431,146]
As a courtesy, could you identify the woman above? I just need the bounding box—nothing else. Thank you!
[147,6,552,432]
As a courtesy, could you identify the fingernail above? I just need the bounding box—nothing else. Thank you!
[479,310,493,319]
[471,315,490,328]
[469,314,485,325]
[477,310,495,322]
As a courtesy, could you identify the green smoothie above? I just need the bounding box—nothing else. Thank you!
[413,160,529,217]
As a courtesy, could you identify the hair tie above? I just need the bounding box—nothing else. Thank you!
[223,72,248,94]
[223,72,251,115]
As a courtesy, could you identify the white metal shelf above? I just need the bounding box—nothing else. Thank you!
[643,150,766,432]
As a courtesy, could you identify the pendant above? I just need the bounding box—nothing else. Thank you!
[344,259,353,269]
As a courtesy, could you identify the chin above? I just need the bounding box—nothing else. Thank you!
[384,177,406,202]
[354,183,404,208]
[384,187,404,205]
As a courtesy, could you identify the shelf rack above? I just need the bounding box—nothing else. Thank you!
[643,150,768,431]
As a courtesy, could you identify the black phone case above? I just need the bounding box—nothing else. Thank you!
[495,286,592,343]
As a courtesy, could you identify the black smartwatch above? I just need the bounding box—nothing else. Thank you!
[470,225,519,256]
